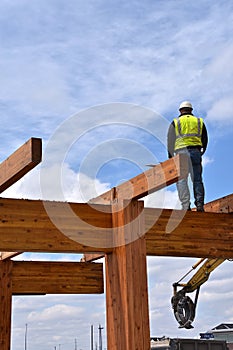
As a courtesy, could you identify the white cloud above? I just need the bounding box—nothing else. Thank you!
[28,304,84,321]
[2,162,110,202]
[206,96,233,125]
[202,155,214,167]
[145,188,180,209]
[1,1,233,349]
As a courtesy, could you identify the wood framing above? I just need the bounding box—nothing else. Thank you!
[145,208,233,258]
[204,193,233,213]
[1,197,233,258]
[90,154,189,203]
[0,137,42,193]
[11,261,103,294]
[105,200,150,350]
[84,194,233,262]
[1,135,233,350]
[0,260,13,350]
[84,153,189,261]
[0,252,20,260]
[0,198,112,253]
[82,253,105,262]
[0,137,42,261]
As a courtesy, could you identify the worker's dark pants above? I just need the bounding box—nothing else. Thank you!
[175,148,205,210]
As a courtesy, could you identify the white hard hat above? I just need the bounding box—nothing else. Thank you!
[179,101,193,110]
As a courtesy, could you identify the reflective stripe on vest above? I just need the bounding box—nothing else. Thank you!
[174,115,203,150]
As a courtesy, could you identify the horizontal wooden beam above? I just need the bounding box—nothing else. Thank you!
[89,154,188,203]
[1,197,233,258]
[0,137,42,194]
[84,193,233,262]
[145,208,233,259]
[204,193,233,213]
[0,198,112,253]
[11,261,103,294]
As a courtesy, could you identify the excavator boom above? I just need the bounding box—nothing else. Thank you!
[171,258,225,329]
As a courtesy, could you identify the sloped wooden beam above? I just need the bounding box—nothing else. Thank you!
[0,252,20,260]
[0,260,13,350]
[84,154,189,261]
[11,261,103,294]
[90,154,188,203]
[204,193,233,213]
[0,198,112,253]
[0,137,42,261]
[81,253,105,262]
[145,208,233,258]
[105,200,150,350]
[0,137,42,193]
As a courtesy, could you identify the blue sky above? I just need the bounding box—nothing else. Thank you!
[1,0,233,349]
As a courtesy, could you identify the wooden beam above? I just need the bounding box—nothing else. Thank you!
[84,193,233,262]
[89,154,188,203]
[145,208,233,258]
[11,261,103,294]
[105,200,150,350]
[1,197,233,257]
[82,253,105,262]
[0,252,20,260]
[0,198,112,253]
[0,137,42,261]
[204,193,233,213]
[0,137,42,193]
[0,260,13,350]
[84,154,189,261]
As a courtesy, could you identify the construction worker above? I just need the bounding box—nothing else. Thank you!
[167,101,208,211]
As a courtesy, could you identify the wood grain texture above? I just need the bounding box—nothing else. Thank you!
[0,138,42,193]
[11,261,104,294]
[0,198,112,253]
[0,138,42,261]
[204,193,233,213]
[145,208,233,258]
[105,200,150,350]
[89,154,189,204]
[1,197,233,258]
[0,260,13,350]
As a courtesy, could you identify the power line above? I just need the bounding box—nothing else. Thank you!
[98,324,104,350]
[75,338,78,350]
[24,323,28,350]
[90,325,94,350]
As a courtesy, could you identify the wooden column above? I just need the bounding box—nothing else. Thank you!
[105,200,150,350]
[0,260,13,350]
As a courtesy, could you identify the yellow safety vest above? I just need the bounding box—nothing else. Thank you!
[174,114,203,150]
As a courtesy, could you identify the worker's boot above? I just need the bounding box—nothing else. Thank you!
[196,205,204,212]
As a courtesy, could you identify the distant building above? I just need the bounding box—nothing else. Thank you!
[200,323,233,349]
[150,337,228,350]
[211,324,233,343]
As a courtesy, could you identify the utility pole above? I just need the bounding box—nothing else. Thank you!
[75,338,77,350]
[90,325,94,350]
[24,323,28,350]
[98,324,103,350]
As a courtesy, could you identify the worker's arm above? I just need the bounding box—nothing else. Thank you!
[167,121,176,158]
[201,123,208,154]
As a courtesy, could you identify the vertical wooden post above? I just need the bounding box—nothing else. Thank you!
[0,260,13,350]
[105,200,150,350]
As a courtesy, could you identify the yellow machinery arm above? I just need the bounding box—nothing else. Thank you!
[171,258,225,329]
